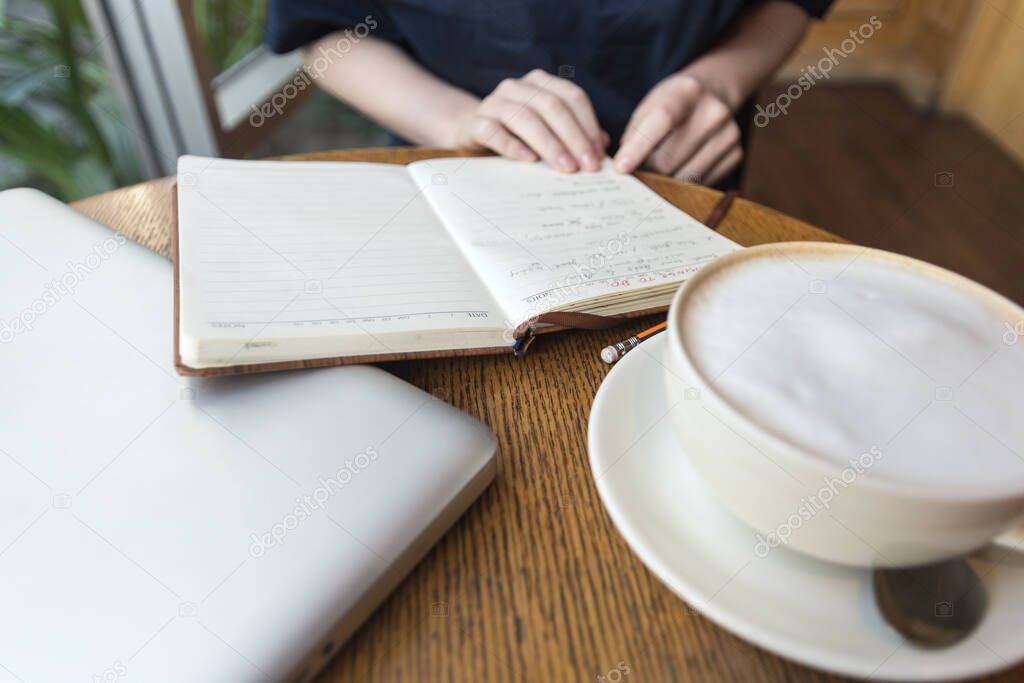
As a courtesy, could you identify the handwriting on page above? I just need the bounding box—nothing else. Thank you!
[409,158,736,325]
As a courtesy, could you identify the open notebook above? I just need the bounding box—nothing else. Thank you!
[174,155,739,374]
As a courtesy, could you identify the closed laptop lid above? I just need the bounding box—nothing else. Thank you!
[0,189,496,682]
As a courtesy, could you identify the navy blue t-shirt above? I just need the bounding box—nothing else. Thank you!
[266,0,833,145]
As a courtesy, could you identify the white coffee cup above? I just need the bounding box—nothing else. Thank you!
[664,242,1024,567]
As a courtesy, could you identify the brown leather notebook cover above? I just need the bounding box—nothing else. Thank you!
[171,184,733,377]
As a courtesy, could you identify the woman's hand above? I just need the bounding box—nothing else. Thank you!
[614,73,743,186]
[448,69,608,172]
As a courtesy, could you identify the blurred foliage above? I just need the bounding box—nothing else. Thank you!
[1,1,379,201]
[0,0,142,200]
[0,0,270,201]
[192,0,267,76]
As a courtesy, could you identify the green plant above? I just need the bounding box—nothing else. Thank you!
[192,0,267,76]
[0,0,142,200]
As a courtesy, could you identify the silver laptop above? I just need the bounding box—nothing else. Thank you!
[0,189,496,683]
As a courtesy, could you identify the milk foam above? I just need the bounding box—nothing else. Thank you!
[681,249,1024,489]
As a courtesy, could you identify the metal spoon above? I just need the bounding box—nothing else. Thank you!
[873,556,988,648]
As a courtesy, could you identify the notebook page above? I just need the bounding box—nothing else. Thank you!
[177,156,503,362]
[407,157,739,326]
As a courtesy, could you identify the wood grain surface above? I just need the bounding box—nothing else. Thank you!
[71,148,1019,683]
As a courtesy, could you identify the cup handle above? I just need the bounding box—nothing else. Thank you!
[993,517,1024,551]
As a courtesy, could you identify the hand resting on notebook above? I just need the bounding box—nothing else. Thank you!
[444,69,609,174]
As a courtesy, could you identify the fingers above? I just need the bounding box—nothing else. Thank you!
[702,146,744,187]
[468,116,538,162]
[673,120,741,185]
[616,72,743,187]
[528,89,599,170]
[614,75,702,173]
[646,95,732,176]
[486,71,603,171]
[481,95,577,171]
[523,69,605,158]
[615,106,675,174]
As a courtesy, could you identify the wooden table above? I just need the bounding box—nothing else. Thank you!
[72,148,1018,683]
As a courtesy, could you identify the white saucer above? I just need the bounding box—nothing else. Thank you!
[588,334,1024,681]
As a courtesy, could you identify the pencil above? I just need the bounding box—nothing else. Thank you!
[600,321,667,364]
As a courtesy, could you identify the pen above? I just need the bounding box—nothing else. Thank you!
[600,321,667,364]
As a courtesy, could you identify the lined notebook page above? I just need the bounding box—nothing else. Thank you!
[177,156,502,361]
[408,157,739,326]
